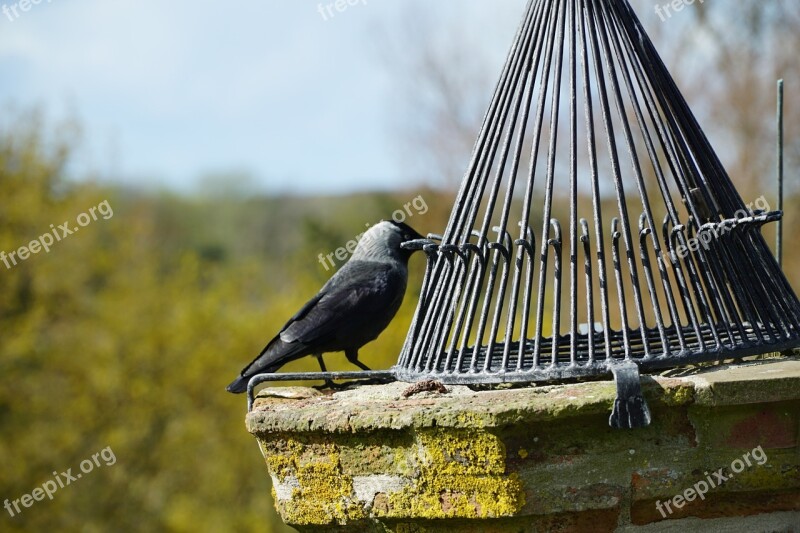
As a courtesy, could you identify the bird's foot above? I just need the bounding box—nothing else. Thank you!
[313,379,350,391]
[312,376,394,391]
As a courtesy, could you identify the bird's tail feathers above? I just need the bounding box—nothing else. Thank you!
[225,336,304,394]
[225,375,251,394]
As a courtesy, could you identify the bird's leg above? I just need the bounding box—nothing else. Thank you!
[313,354,340,389]
[345,349,371,372]
[344,349,394,386]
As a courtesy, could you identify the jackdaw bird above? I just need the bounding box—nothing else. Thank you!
[226,220,424,393]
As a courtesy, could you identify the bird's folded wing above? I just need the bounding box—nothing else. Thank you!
[279,261,399,345]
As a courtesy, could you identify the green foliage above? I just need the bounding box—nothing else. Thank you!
[0,117,447,532]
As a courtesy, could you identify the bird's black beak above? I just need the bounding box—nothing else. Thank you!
[401,239,430,251]
[401,233,441,251]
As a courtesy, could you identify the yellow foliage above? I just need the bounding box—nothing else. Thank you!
[0,114,453,532]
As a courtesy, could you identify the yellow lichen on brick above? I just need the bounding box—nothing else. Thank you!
[418,428,506,475]
[262,438,299,480]
[384,429,525,519]
[456,411,488,428]
[259,436,365,526]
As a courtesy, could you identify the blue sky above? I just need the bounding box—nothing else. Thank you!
[1,1,698,194]
[0,0,532,193]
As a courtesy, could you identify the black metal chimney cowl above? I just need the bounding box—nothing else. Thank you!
[395,0,800,427]
[247,0,800,429]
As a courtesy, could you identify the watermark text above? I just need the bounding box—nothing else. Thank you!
[317,0,368,22]
[2,0,54,22]
[662,196,770,269]
[655,445,767,518]
[0,200,113,270]
[318,194,427,271]
[4,446,116,518]
[655,0,705,22]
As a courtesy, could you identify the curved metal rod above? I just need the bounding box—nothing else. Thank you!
[246,370,397,412]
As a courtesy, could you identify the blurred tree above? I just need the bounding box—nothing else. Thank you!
[0,113,295,532]
[374,1,519,188]
[380,0,800,198]
[0,112,449,532]
[377,0,800,284]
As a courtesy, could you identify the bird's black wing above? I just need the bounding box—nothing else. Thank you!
[280,261,403,346]
[281,291,325,333]
[227,261,404,392]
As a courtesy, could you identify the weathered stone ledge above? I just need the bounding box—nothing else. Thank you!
[247,358,800,532]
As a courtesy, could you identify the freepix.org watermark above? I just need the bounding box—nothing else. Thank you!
[0,200,113,270]
[317,0,368,22]
[662,196,770,269]
[654,0,705,22]
[655,445,768,518]
[317,194,428,271]
[2,0,54,22]
[4,446,116,518]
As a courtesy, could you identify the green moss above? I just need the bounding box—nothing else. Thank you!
[657,382,695,406]
[395,524,427,533]
[725,462,799,491]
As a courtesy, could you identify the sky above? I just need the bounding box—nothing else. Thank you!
[0,0,691,194]
[0,0,531,194]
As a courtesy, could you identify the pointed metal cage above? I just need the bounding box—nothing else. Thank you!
[396,0,800,385]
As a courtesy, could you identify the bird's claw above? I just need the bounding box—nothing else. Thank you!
[314,379,350,391]
[313,376,395,391]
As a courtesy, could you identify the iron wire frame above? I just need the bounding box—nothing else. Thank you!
[396,0,800,384]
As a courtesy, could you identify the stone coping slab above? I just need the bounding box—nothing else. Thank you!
[247,358,800,434]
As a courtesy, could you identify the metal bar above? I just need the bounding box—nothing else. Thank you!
[581,219,596,363]
[777,79,784,267]
[246,371,397,411]
[446,247,482,372]
[568,0,579,367]
[531,0,565,368]
[579,0,613,361]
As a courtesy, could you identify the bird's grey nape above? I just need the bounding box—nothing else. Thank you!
[351,221,413,265]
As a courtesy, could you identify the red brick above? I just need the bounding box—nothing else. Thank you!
[726,409,797,449]
[631,489,800,525]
